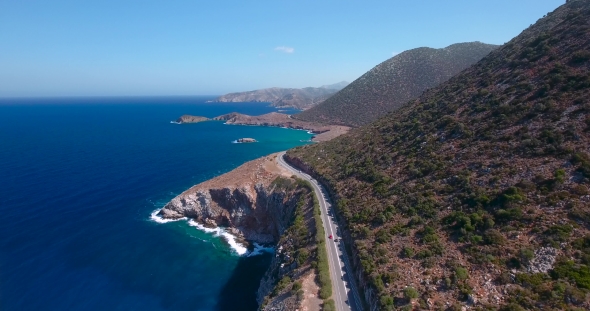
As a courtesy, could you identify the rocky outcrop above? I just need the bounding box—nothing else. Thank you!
[175,115,209,123]
[158,155,300,244]
[237,138,257,143]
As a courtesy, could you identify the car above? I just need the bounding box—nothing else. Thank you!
[328,235,333,239]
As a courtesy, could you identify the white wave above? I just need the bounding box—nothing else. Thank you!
[188,220,248,256]
[248,242,275,257]
[170,121,181,124]
[231,140,238,144]
[150,209,186,224]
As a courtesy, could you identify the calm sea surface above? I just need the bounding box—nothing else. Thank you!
[0,97,311,311]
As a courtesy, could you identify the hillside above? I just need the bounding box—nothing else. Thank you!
[211,82,348,110]
[294,42,498,127]
[288,1,590,310]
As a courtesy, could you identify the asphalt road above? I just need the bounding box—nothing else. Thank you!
[277,152,363,311]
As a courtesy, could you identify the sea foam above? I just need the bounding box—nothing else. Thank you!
[150,209,187,223]
[151,209,272,257]
[188,219,248,256]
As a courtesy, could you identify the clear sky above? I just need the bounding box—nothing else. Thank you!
[0,0,564,97]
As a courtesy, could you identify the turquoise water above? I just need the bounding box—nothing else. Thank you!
[0,97,311,311]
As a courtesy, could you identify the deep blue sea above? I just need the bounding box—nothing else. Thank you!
[0,97,311,311]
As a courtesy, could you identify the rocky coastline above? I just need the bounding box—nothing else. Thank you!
[173,111,349,142]
[158,154,323,310]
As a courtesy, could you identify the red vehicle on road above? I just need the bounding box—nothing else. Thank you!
[328,235,333,239]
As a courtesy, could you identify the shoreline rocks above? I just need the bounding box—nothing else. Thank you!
[237,138,257,143]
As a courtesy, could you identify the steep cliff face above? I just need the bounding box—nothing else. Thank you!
[158,154,301,244]
[159,182,300,243]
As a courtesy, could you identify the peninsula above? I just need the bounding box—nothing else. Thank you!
[174,115,209,124]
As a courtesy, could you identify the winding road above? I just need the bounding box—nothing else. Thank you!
[277,152,363,311]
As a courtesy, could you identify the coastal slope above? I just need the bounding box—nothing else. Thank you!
[159,154,329,311]
[294,41,498,127]
[288,1,590,310]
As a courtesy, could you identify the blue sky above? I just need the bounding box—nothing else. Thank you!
[0,0,564,97]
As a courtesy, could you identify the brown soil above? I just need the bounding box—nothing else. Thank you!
[300,271,322,311]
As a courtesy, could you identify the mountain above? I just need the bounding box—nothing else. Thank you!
[211,82,348,110]
[320,81,349,90]
[294,42,499,127]
[287,1,590,309]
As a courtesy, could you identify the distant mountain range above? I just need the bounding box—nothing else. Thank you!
[294,42,499,126]
[210,81,349,110]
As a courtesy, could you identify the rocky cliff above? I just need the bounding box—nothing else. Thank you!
[158,154,324,311]
[158,154,300,243]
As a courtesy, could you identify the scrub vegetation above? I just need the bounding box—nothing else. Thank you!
[288,1,590,309]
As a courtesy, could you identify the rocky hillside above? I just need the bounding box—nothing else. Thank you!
[211,82,348,110]
[294,42,498,127]
[288,1,590,310]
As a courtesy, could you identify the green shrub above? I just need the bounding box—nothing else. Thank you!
[296,289,304,301]
[404,286,419,299]
[323,299,336,311]
[484,229,506,245]
[402,246,414,258]
[455,266,469,281]
[551,260,590,289]
[292,281,302,292]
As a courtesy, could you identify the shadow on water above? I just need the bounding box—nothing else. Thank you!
[216,253,273,311]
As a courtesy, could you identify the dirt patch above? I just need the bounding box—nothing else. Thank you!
[300,271,322,311]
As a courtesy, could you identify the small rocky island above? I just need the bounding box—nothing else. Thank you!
[174,115,210,124]
[236,138,257,143]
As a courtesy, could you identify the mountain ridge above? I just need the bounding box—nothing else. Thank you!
[210,82,349,110]
[294,41,499,127]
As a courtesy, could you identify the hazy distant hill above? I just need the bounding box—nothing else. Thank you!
[211,82,349,110]
[289,0,590,309]
[294,42,498,126]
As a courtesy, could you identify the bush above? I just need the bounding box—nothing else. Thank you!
[484,229,506,245]
[402,246,414,258]
[403,286,419,299]
[551,260,590,289]
[323,299,336,311]
[292,281,302,292]
[455,266,469,281]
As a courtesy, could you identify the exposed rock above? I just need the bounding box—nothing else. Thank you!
[159,155,297,243]
[527,247,558,274]
[237,138,257,143]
